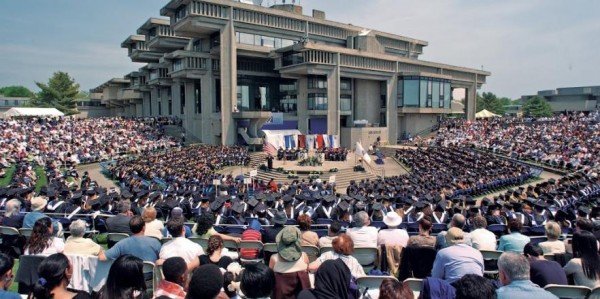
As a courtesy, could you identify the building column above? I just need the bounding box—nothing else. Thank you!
[465,83,477,121]
[326,54,341,136]
[184,81,201,140]
[386,76,398,145]
[171,80,182,119]
[201,65,215,144]
[220,9,237,145]
[150,88,159,116]
[297,77,308,134]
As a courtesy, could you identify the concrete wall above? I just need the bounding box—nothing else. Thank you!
[354,80,381,125]
[397,113,438,138]
[340,126,388,149]
[546,95,598,112]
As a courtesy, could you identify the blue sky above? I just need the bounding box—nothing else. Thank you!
[1,0,599,99]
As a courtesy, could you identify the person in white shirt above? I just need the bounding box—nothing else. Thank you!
[377,212,409,248]
[346,211,378,248]
[469,215,497,251]
[538,221,565,254]
[142,207,164,240]
[24,217,64,256]
[158,217,204,264]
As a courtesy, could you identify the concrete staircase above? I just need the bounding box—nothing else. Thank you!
[252,167,376,190]
[247,151,267,169]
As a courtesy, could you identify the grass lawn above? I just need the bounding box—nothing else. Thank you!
[0,165,16,187]
[34,166,47,193]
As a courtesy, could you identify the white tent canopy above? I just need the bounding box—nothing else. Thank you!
[475,109,500,118]
[3,107,64,118]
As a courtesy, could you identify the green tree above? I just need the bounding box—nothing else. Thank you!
[522,96,553,117]
[0,85,34,97]
[31,71,80,115]
[476,92,505,115]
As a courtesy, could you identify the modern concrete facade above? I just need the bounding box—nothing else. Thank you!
[521,86,600,113]
[94,0,490,146]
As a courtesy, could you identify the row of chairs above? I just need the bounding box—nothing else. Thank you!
[360,276,600,299]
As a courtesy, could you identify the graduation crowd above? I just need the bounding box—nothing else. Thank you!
[426,111,600,170]
[0,118,597,298]
[0,117,176,166]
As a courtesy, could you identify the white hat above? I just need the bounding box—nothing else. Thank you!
[383,211,402,227]
[31,196,48,211]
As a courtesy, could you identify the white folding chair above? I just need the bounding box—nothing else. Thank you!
[480,250,503,276]
[301,245,320,263]
[238,240,264,264]
[544,284,591,299]
[404,278,423,298]
[352,247,378,273]
[357,275,397,290]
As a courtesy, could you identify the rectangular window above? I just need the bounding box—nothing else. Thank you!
[192,39,202,52]
[180,85,186,115]
[426,80,433,107]
[158,101,162,115]
[340,95,352,111]
[308,76,327,89]
[168,98,173,115]
[237,85,250,111]
[238,32,255,45]
[308,93,328,110]
[214,79,221,112]
[340,78,352,91]
[439,82,445,108]
[403,79,419,107]
[380,81,387,108]
[194,80,201,114]
[397,79,404,107]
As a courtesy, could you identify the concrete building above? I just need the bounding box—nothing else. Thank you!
[521,86,600,113]
[94,0,490,146]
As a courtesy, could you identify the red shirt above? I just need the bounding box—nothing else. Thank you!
[240,229,262,259]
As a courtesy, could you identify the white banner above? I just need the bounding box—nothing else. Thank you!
[249,170,258,177]
[212,179,221,186]
[243,178,252,184]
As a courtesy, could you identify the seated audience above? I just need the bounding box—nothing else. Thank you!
[186,264,224,299]
[141,207,164,240]
[106,200,133,234]
[377,212,409,247]
[378,278,414,299]
[33,253,91,299]
[496,252,558,299]
[346,211,378,247]
[240,220,262,260]
[240,262,276,299]
[0,253,20,299]
[159,217,204,264]
[24,217,64,255]
[318,221,341,248]
[298,215,319,247]
[436,214,471,250]
[263,211,287,244]
[452,274,497,299]
[64,220,103,256]
[155,257,187,299]
[100,216,161,262]
[407,216,436,248]
[269,226,310,299]
[498,219,530,253]
[298,259,358,299]
[309,234,365,278]
[431,227,484,283]
[98,255,146,299]
[23,197,59,232]
[469,215,497,251]
[188,235,233,270]
[0,199,23,228]
[523,242,567,287]
[194,213,241,243]
[538,221,566,254]
[563,231,600,290]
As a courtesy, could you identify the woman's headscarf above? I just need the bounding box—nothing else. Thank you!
[312,259,353,299]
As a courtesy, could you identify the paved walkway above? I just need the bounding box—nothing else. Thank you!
[76,163,119,191]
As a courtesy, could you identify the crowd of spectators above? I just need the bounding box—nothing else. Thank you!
[0,117,175,166]
[425,111,600,170]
